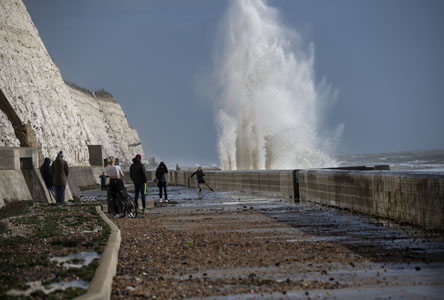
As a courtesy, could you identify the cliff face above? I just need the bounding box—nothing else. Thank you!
[0,0,145,167]
[67,84,145,167]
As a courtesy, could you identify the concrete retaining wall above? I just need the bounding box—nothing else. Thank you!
[167,170,298,200]
[22,168,50,203]
[0,170,32,208]
[90,166,105,186]
[299,169,444,230]
[67,166,101,198]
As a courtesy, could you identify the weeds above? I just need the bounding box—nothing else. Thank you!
[0,203,111,299]
[0,200,33,220]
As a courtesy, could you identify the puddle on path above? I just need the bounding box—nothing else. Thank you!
[50,251,100,269]
[7,280,88,296]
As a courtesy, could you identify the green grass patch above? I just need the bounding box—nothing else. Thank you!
[33,214,63,238]
[15,214,41,225]
[52,287,86,299]
[0,221,7,234]
[51,239,78,247]
[0,200,33,220]
[0,204,111,300]
[93,210,111,254]
[0,253,51,270]
[0,235,31,247]
[0,274,27,294]
[69,259,100,281]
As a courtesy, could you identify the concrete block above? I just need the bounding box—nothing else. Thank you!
[0,170,32,208]
[0,147,39,170]
[0,151,19,170]
[87,145,104,166]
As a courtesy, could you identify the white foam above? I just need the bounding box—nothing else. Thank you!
[210,0,341,170]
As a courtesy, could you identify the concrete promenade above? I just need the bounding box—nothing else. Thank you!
[100,186,444,299]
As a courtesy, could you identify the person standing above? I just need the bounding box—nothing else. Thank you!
[190,167,214,192]
[130,154,147,213]
[40,157,54,198]
[105,156,124,217]
[155,162,168,202]
[51,151,69,205]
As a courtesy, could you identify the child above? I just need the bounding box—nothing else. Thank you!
[99,172,108,190]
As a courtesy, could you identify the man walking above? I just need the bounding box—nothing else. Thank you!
[130,154,147,213]
[51,151,69,205]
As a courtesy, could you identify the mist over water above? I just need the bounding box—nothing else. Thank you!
[211,0,341,170]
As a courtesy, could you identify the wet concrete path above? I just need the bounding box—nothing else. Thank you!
[103,186,444,299]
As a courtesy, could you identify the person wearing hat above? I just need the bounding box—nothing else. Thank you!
[51,151,69,205]
[130,154,147,213]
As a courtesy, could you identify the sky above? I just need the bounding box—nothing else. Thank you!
[23,0,444,167]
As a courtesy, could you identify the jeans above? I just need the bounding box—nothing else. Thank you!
[158,182,168,199]
[55,185,66,204]
[134,183,146,209]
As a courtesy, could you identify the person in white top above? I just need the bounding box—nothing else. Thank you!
[106,156,124,217]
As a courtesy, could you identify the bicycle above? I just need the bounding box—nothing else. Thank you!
[119,189,137,218]
[106,185,137,218]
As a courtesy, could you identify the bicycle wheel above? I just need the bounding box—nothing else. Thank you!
[120,191,137,218]
[127,194,137,218]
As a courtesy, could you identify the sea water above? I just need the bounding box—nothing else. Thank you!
[338,149,444,172]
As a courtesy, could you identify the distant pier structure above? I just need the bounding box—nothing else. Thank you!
[147,157,157,169]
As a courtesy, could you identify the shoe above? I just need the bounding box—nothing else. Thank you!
[210,188,214,192]
[159,199,163,203]
[199,189,202,192]
[114,213,121,218]
[164,199,169,203]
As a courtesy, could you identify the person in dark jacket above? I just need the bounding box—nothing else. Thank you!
[155,162,168,202]
[130,154,147,212]
[40,157,54,193]
[99,172,108,190]
[51,151,69,205]
[191,167,214,192]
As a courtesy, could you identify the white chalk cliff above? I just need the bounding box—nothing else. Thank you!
[0,0,145,167]
[67,83,145,167]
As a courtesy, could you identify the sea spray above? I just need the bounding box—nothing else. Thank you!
[212,0,341,170]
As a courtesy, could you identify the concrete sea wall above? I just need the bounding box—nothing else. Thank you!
[163,170,298,200]
[160,169,444,230]
[298,169,444,230]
